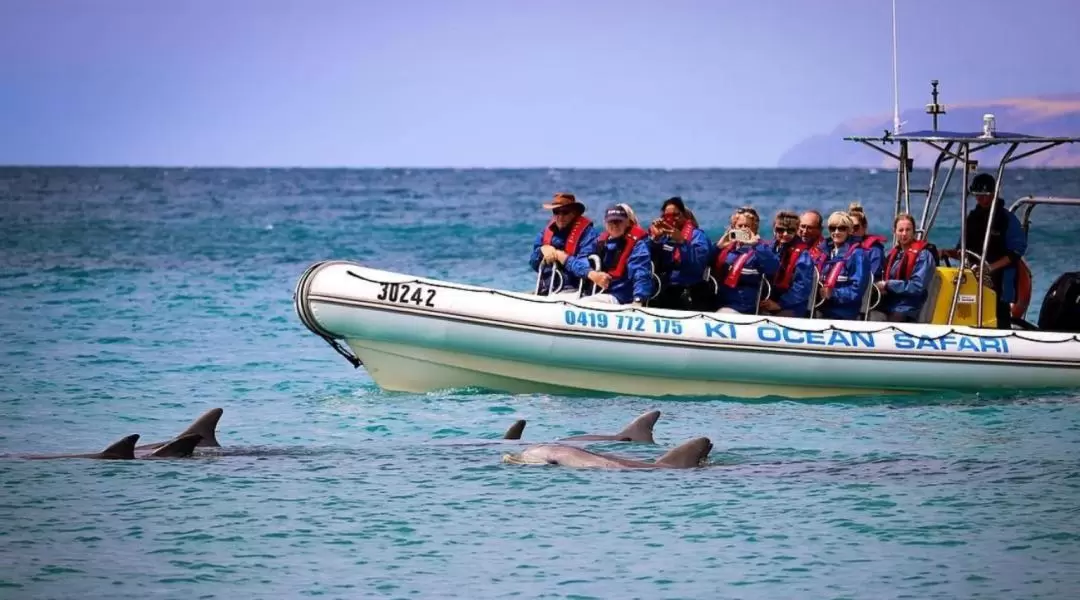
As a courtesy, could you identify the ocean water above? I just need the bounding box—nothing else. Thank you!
[1,167,1079,599]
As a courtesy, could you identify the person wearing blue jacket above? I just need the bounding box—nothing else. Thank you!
[940,173,1028,329]
[583,204,654,305]
[817,211,871,320]
[529,192,599,296]
[761,210,822,318]
[712,206,780,314]
[847,202,887,282]
[646,196,712,310]
[875,214,936,322]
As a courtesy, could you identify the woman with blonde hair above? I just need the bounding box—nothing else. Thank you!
[874,213,936,322]
[816,211,870,320]
[710,206,779,314]
[847,201,887,281]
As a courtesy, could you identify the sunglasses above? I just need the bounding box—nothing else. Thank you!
[552,208,574,216]
[828,225,850,232]
[774,227,795,235]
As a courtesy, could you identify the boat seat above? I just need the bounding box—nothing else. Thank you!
[859,277,882,321]
[703,265,771,315]
[535,263,565,296]
[579,255,602,297]
[810,270,877,321]
[916,269,944,323]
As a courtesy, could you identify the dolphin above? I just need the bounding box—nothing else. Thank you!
[23,433,202,460]
[502,436,712,469]
[557,410,661,443]
[503,419,526,440]
[135,408,223,450]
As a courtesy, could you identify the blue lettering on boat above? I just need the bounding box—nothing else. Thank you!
[756,326,874,348]
[704,323,737,339]
[892,332,1010,354]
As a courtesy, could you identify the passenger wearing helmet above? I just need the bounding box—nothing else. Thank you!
[940,173,1027,329]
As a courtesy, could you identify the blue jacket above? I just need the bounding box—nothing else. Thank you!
[957,204,1028,303]
[597,234,655,304]
[771,243,818,318]
[649,227,711,287]
[529,218,599,294]
[817,240,870,320]
[880,243,935,316]
[715,240,780,314]
[851,234,887,281]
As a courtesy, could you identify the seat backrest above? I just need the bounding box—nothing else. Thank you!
[808,266,822,317]
[859,277,881,320]
[916,269,944,323]
[578,255,602,297]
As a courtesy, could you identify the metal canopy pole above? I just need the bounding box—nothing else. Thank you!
[947,142,971,325]
[976,142,1020,325]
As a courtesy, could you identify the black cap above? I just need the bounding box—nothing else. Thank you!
[604,204,630,222]
[970,173,996,194]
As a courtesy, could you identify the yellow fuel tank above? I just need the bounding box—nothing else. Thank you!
[927,267,997,327]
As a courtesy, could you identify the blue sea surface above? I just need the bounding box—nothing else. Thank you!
[1,167,1079,599]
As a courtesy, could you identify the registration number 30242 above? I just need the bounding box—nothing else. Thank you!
[376,282,437,307]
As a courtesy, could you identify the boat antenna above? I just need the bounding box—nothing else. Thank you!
[925,79,946,132]
[891,0,902,135]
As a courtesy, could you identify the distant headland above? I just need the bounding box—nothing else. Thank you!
[778,93,1080,168]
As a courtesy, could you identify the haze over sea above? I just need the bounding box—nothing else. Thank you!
[2,167,1079,599]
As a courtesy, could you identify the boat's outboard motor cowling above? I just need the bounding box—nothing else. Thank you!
[1037,272,1080,332]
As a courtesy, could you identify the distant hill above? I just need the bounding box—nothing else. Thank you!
[778,94,1080,168]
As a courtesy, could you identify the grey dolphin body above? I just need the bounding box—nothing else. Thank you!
[502,436,712,469]
[558,410,661,443]
[135,408,223,451]
[24,433,202,460]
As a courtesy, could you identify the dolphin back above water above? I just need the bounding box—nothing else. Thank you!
[24,433,203,460]
[558,410,661,443]
[502,436,713,469]
[135,408,223,450]
[503,419,526,440]
[500,410,661,444]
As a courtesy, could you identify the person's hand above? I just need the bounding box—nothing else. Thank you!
[648,223,664,240]
[760,299,781,313]
[874,280,887,293]
[821,287,833,300]
[588,271,612,290]
[668,226,685,244]
[746,233,760,245]
[540,245,557,263]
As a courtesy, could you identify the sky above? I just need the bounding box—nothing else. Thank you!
[1,0,1078,168]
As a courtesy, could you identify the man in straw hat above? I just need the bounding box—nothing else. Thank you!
[530,192,599,296]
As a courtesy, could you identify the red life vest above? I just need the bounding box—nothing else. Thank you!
[598,225,648,279]
[859,234,887,250]
[822,243,860,290]
[670,220,697,263]
[541,216,592,255]
[774,242,826,291]
[713,243,758,288]
[883,240,929,281]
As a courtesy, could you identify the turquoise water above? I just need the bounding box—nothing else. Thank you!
[2,167,1079,599]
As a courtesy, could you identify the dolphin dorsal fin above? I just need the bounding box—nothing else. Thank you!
[150,434,202,458]
[655,437,712,468]
[614,410,660,443]
[178,408,223,447]
[100,434,140,459]
[503,420,526,440]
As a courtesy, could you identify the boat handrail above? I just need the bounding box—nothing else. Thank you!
[1008,195,1080,234]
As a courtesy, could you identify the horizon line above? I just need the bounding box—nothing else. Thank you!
[3,163,1079,171]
